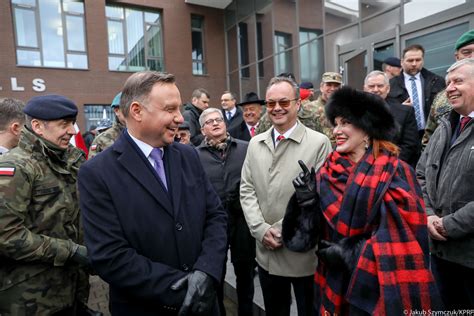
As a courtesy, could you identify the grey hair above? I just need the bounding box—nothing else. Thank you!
[446,58,474,74]
[192,88,210,99]
[199,108,223,127]
[120,71,176,117]
[364,70,389,85]
[266,76,300,99]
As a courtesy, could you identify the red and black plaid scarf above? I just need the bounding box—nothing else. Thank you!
[315,149,441,315]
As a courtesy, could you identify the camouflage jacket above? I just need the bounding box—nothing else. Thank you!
[88,121,125,158]
[255,98,322,134]
[421,89,451,150]
[0,127,88,315]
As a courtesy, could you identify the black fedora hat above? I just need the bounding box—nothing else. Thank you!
[237,92,265,107]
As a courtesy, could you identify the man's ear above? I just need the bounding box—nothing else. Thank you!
[10,122,23,136]
[30,119,44,136]
[129,101,143,122]
[201,127,206,136]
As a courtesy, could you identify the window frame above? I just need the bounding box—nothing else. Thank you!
[191,14,206,75]
[11,0,88,69]
[106,5,164,72]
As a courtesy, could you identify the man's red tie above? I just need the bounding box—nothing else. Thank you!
[250,126,255,137]
[276,135,285,142]
[460,116,472,132]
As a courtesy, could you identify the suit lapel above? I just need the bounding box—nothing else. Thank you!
[164,144,182,219]
[114,133,173,216]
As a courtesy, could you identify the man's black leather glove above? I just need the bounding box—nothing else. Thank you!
[293,160,317,207]
[70,244,91,268]
[171,270,216,316]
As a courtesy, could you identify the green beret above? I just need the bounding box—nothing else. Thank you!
[24,95,77,121]
[455,29,474,51]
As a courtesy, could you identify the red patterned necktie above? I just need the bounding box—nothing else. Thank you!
[276,135,285,142]
[250,126,255,137]
[460,116,472,132]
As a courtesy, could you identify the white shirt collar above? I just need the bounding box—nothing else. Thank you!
[127,130,163,161]
[273,122,298,145]
[0,146,9,154]
[226,107,237,117]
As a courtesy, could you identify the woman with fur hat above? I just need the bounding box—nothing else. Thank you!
[282,87,441,315]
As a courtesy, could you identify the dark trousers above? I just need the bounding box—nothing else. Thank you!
[233,260,256,316]
[258,266,313,316]
[431,255,474,310]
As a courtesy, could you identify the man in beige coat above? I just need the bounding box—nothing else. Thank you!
[240,76,331,316]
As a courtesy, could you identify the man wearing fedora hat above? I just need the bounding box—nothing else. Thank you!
[228,92,265,141]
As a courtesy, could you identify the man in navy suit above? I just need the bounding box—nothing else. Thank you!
[78,71,228,315]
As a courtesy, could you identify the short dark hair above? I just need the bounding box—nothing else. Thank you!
[402,44,425,58]
[192,88,210,100]
[120,71,176,117]
[222,90,236,100]
[0,98,25,131]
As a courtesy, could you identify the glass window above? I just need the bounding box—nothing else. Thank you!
[405,23,469,77]
[191,15,206,75]
[84,105,114,132]
[106,5,164,72]
[257,22,264,77]
[274,32,292,75]
[373,43,395,72]
[404,0,466,24]
[239,22,250,78]
[11,0,87,69]
[299,29,323,85]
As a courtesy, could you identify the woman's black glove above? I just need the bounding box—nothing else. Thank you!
[282,160,321,252]
[293,160,317,208]
[171,270,216,315]
[317,236,367,273]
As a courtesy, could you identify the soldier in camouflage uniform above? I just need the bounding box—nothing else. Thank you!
[421,29,474,150]
[88,92,126,158]
[0,95,91,315]
[421,90,451,149]
[256,72,342,146]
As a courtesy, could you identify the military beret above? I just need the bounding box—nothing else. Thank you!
[24,95,78,120]
[299,82,314,89]
[111,92,122,108]
[455,29,474,51]
[383,57,401,68]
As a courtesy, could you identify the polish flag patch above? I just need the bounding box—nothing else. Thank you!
[0,167,15,176]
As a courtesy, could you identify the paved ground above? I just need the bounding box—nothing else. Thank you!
[87,254,298,315]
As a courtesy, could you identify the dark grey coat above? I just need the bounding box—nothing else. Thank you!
[197,137,256,263]
[416,110,474,268]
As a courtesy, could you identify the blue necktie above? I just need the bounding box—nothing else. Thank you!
[409,76,424,130]
[227,111,232,121]
[150,148,168,190]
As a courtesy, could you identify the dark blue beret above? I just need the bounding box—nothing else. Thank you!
[24,95,78,120]
[383,57,401,68]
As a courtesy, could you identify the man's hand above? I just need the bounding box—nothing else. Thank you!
[427,215,447,241]
[171,270,216,315]
[69,244,91,268]
[402,97,412,106]
[262,227,282,251]
[292,160,317,207]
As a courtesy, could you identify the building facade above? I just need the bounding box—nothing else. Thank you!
[1,0,473,130]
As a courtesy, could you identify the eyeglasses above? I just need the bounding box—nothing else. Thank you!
[203,117,224,126]
[265,98,298,109]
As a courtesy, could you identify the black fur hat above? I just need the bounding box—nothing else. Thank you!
[325,86,396,141]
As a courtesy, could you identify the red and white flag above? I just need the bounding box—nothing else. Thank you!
[70,123,89,159]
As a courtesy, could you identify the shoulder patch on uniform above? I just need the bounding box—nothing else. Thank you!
[0,167,15,176]
[90,145,97,151]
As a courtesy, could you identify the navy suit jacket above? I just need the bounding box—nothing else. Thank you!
[78,131,227,315]
[228,121,252,141]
